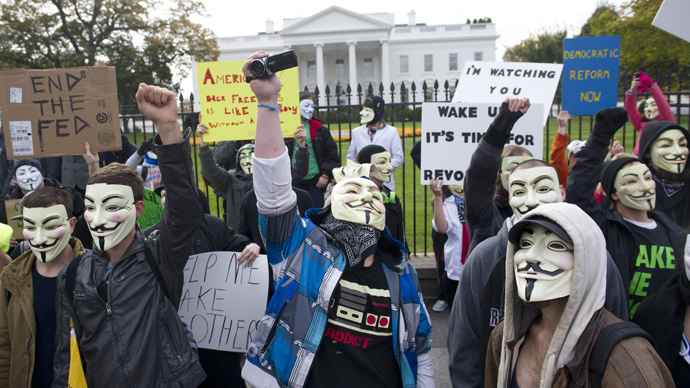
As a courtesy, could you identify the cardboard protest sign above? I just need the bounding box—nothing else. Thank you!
[178,251,269,352]
[653,0,690,43]
[196,61,300,142]
[562,36,620,116]
[452,61,562,125]
[5,199,23,240]
[0,67,121,159]
[136,189,163,230]
[420,102,544,185]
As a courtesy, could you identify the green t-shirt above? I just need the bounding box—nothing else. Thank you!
[294,121,321,181]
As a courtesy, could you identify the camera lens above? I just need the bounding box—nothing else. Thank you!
[250,59,266,77]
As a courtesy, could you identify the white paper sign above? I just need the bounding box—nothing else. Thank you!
[178,251,269,353]
[652,0,690,43]
[9,121,33,156]
[9,88,21,103]
[452,61,562,125]
[420,102,544,185]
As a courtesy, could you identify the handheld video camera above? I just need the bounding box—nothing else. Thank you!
[250,50,298,78]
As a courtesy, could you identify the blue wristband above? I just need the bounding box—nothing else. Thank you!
[257,103,280,111]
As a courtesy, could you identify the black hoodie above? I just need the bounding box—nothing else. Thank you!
[638,120,690,229]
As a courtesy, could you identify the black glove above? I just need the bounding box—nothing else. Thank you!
[136,139,153,156]
[588,107,628,151]
[483,101,524,148]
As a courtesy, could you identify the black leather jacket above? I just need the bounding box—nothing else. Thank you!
[53,133,206,388]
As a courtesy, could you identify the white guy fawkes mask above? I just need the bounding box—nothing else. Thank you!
[449,184,464,200]
[514,224,574,302]
[500,156,533,191]
[614,163,656,211]
[15,165,44,192]
[360,107,375,124]
[370,151,393,183]
[239,147,254,175]
[331,177,386,231]
[644,98,659,121]
[23,205,71,263]
[300,99,314,120]
[84,184,137,251]
[650,129,688,174]
[509,167,562,219]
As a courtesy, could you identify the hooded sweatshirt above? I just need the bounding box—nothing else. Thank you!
[638,120,690,229]
[489,203,673,387]
[496,203,606,387]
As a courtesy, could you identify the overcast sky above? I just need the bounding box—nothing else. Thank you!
[180,0,626,94]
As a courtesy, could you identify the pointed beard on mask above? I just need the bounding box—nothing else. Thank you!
[319,213,381,272]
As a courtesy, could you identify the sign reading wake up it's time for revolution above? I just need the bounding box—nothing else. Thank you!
[196,61,300,142]
[562,36,621,116]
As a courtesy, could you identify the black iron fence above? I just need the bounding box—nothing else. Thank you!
[119,71,690,255]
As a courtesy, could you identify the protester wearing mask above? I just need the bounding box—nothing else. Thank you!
[637,120,690,229]
[285,92,341,208]
[463,98,534,253]
[53,83,206,387]
[197,123,255,231]
[625,71,676,156]
[486,203,672,387]
[356,145,406,247]
[448,143,628,387]
[568,108,685,318]
[239,51,434,388]
[0,187,85,388]
[346,96,404,192]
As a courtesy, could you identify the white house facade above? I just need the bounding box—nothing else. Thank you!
[193,6,498,105]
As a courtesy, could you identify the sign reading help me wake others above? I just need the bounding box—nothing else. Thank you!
[0,67,121,159]
[562,36,620,116]
[420,102,544,185]
[452,61,562,125]
[178,251,269,352]
[196,61,300,142]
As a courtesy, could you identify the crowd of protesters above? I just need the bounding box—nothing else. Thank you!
[0,47,687,388]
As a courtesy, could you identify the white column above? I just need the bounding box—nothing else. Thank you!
[348,41,357,91]
[380,40,390,90]
[315,43,325,105]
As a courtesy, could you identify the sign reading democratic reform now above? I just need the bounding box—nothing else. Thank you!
[452,61,562,125]
[196,61,300,142]
[562,36,621,115]
[420,102,544,185]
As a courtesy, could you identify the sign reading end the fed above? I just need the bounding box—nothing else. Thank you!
[420,102,544,185]
[178,251,269,353]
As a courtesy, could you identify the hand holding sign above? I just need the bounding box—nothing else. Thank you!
[135,83,181,144]
[196,123,209,145]
[237,243,260,268]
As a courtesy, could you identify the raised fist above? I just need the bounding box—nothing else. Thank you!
[593,107,628,140]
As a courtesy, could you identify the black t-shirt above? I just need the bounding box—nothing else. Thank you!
[32,264,58,388]
[625,220,677,319]
[305,257,401,388]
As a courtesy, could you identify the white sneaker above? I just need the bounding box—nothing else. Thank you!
[432,300,448,312]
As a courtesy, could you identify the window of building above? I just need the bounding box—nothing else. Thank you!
[474,52,483,61]
[363,57,373,76]
[424,54,433,72]
[449,53,458,71]
[335,59,344,77]
[399,55,409,73]
[307,61,316,78]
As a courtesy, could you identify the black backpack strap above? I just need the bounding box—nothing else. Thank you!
[5,290,10,307]
[65,255,84,300]
[589,321,654,388]
[142,246,171,303]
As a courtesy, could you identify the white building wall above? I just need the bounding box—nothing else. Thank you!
[193,6,498,107]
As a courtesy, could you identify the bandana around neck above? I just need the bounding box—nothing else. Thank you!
[319,213,380,272]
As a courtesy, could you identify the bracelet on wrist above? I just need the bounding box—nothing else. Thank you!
[257,103,279,111]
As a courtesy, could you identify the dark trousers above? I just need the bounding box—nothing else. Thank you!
[432,229,448,300]
[197,349,246,388]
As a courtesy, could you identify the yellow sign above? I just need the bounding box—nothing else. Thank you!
[196,61,300,142]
